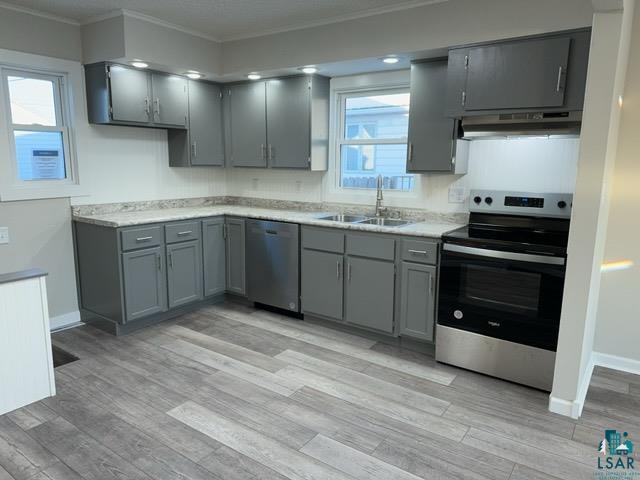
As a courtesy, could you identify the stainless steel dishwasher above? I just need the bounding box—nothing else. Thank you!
[246,219,300,312]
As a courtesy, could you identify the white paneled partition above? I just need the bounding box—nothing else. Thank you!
[0,270,56,416]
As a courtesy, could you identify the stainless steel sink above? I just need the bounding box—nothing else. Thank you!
[358,217,413,227]
[317,214,369,223]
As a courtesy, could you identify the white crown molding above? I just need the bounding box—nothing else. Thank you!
[82,9,222,42]
[0,0,79,25]
[220,0,448,42]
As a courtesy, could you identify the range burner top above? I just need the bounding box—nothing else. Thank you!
[443,190,573,256]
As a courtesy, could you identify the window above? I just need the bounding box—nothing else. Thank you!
[2,69,72,182]
[337,90,412,191]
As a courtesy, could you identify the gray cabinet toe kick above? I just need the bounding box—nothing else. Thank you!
[74,218,440,341]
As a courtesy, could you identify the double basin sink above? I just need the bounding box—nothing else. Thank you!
[317,214,413,227]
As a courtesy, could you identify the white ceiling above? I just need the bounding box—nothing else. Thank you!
[1,0,441,41]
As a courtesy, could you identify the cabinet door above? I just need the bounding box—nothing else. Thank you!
[301,249,343,320]
[399,262,436,341]
[225,218,246,295]
[151,72,188,127]
[228,82,267,167]
[266,77,310,169]
[167,241,203,308]
[345,256,395,333]
[122,246,166,322]
[465,37,570,111]
[108,64,150,124]
[189,81,225,166]
[203,218,226,297]
[407,60,457,172]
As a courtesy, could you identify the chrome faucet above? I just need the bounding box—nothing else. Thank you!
[375,174,386,217]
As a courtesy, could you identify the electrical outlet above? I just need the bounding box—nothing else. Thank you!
[0,227,9,245]
[448,187,466,204]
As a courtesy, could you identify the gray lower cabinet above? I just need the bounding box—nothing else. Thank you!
[203,217,226,297]
[345,256,395,333]
[399,262,436,341]
[122,246,167,321]
[225,217,246,295]
[301,249,344,321]
[166,240,203,308]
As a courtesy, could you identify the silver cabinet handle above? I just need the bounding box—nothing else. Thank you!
[556,66,563,92]
[259,144,266,161]
[156,253,162,271]
[154,98,160,117]
[177,231,193,236]
[168,251,173,268]
[488,321,501,327]
[408,249,428,255]
[408,142,413,163]
[268,144,274,162]
[429,275,433,294]
[348,263,352,283]
[191,142,197,158]
[136,236,153,242]
[223,224,227,239]
[144,97,150,116]
[336,260,340,279]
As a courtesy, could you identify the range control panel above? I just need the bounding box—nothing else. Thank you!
[470,190,572,218]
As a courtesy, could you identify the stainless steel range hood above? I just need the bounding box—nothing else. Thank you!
[461,111,582,139]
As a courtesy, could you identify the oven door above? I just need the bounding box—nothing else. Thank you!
[438,243,566,351]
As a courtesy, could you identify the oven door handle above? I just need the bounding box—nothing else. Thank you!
[443,243,565,266]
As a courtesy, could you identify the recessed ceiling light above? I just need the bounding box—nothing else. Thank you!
[382,56,400,64]
[185,71,203,79]
[247,73,261,80]
[130,61,149,69]
[300,66,318,74]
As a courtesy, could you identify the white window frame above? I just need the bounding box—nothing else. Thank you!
[0,48,85,201]
[336,87,412,191]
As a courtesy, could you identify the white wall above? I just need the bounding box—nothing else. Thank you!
[594,0,640,369]
[221,0,593,75]
[71,126,226,205]
[550,1,633,419]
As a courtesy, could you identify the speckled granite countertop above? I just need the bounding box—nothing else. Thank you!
[73,204,464,239]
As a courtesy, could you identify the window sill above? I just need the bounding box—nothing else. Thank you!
[0,184,87,202]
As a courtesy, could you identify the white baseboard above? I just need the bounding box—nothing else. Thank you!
[50,310,83,331]
[548,354,595,419]
[593,351,640,376]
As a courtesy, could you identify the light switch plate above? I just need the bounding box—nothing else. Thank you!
[448,187,466,204]
[0,227,9,245]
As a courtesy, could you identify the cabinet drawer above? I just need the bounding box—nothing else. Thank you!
[346,233,395,261]
[401,239,438,265]
[121,226,163,251]
[165,221,200,244]
[302,227,344,253]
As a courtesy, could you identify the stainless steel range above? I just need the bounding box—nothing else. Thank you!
[436,190,573,391]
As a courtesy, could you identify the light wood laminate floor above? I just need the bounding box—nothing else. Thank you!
[1,301,638,480]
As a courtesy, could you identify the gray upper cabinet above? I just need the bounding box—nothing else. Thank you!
[225,217,246,295]
[168,81,225,167]
[399,262,436,341]
[301,249,344,321]
[445,28,591,117]
[227,75,329,170]
[266,77,311,169]
[345,256,395,333]
[166,240,203,308]
[202,217,227,297]
[228,82,268,167]
[84,62,188,129]
[407,60,468,174]
[122,246,167,322]
[107,65,150,124]
[151,72,188,128]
